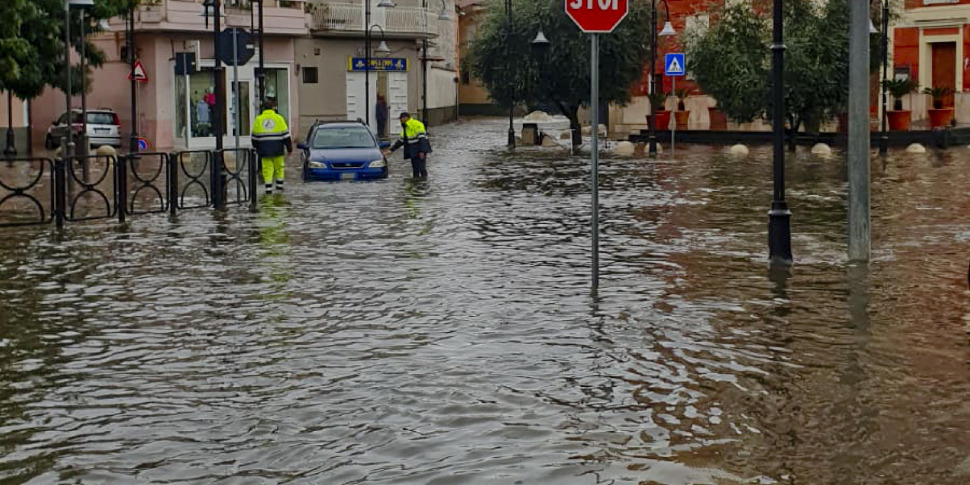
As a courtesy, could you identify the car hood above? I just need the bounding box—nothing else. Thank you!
[307,147,383,163]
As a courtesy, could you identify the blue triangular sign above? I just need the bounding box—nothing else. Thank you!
[665,53,685,76]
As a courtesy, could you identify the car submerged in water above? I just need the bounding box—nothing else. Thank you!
[299,120,389,181]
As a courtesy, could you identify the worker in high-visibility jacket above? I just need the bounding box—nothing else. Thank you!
[385,112,432,179]
[251,99,292,194]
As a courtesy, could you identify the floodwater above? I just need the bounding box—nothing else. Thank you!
[2,118,970,484]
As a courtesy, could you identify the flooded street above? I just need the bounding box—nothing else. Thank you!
[2,118,970,484]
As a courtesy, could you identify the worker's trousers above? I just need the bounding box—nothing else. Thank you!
[262,156,285,194]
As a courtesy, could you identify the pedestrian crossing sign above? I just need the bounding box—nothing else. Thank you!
[665,53,685,77]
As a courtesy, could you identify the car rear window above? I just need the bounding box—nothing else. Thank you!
[311,127,375,149]
[73,112,117,125]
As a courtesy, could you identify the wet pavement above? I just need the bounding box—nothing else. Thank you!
[2,118,970,484]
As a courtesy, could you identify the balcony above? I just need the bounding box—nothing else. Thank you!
[309,3,439,39]
[132,0,309,36]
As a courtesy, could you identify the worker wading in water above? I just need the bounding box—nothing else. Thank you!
[385,112,432,179]
[252,99,293,194]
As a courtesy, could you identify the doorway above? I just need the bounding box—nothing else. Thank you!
[931,42,956,107]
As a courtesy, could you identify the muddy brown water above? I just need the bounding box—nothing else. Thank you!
[1,119,969,484]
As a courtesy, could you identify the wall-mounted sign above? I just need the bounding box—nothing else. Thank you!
[348,58,409,72]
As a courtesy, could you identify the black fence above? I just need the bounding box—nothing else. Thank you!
[0,149,258,228]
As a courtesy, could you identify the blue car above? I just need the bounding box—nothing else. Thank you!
[299,120,389,181]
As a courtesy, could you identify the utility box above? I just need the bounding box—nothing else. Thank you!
[522,123,539,146]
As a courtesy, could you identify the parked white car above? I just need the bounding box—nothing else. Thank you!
[45,109,122,149]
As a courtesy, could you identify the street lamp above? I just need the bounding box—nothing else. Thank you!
[366,0,395,128]
[648,0,674,158]
[63,0,95,159]
[878,0,889,156]
[203,0,227,208]
[4,91,16,158]
[505,0,514,148]
[768,0,792,266]
[254,0,266,105]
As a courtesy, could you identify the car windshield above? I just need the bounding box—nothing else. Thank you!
[311,126,375,149]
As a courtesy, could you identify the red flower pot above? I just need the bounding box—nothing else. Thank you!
[887,110,911,131]
[674,111,690,130]
[928,108,954,128]
[652,110,671,131]
[708,108,727,130]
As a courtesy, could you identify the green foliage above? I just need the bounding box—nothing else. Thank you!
[687,0,881,132]
[647,90,667,112]
[0,0,140,100]
[684,4,767,123]
[468,0,652,145]
[884,78,916,100]
[923,85,952,101]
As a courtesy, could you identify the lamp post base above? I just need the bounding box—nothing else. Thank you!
[3,130,16,158]
[768,201,793,266]
[648,135,658,157]
[508,128,516,149]
[879,134,888,156]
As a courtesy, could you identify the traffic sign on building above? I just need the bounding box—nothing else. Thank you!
[564,0,629,33]
[128,60,148,83]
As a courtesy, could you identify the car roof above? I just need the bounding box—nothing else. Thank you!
[315,122,369,129]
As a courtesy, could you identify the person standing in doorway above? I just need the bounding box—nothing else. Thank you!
[252,98,292,194]
[385,112,432,179]
[376,94,389,139]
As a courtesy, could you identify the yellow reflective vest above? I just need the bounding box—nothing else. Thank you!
[252,109,292,157]
[390,118,431,159]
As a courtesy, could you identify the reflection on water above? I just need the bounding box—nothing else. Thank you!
[2,121,970,484]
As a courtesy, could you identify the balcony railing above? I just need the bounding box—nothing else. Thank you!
[133,0,308,36]
[310,3,438,37]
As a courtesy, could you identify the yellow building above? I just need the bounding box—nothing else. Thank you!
[457,0,502,116]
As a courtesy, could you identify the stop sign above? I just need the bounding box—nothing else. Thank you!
[565,0,629,33]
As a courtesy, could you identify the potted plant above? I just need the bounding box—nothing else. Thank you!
[647,91,671,131]
[674,87,692,130]
[924,85,954,128]
[884,78,917,131]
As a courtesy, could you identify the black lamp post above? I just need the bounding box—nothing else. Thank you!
[256,0,266,105]
[203,0,227,208]
[768,0,792,266]
[879,0,889,156]
[505,0,514,148]
[366,0,395,128]
[127,6,138,153]
[648,0,673,158]
[4,91,16,158]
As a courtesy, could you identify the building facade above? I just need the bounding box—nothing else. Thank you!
[297,0,458,139]
[28,0,457,152]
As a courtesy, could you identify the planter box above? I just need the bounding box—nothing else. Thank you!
[651,111,671,131]
[674,111,689,130]
[928,108,954,128]
[887,111,911,131]
[708,108,727,130]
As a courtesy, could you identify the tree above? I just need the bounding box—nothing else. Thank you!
[686,0,880,149]
[468,0,652,148]
[0,0,140,100]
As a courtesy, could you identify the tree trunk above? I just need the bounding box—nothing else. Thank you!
[567,108,582,151]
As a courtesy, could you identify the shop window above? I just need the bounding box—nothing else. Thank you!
[264,68,290,122]
[189,68,221,138]
[302,67,319,84]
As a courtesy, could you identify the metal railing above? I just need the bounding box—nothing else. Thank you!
[310,3,438,36]
[0,148,260,229]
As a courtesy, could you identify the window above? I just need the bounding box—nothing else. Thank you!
[302,67,319,84]
[265,68,290,121]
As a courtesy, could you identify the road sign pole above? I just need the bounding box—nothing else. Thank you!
[233,28,240,151]
[671,76,675,160]
[591,33,600,292]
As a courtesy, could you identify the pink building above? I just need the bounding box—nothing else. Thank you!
[32,0,307,152]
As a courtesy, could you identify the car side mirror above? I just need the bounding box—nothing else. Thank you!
[297,143,307,150]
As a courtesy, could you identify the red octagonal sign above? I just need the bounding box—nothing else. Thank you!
[565,0,629,33]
